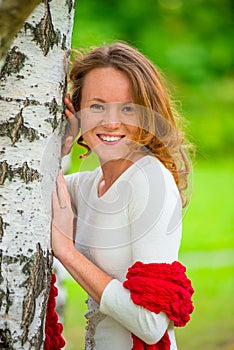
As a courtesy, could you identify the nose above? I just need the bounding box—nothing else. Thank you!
[102,106,121,129]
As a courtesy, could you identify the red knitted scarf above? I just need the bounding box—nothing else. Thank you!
[123,261,194,350]
[44,273,66,350]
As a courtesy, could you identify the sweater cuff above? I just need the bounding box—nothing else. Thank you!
[100,279,127,315]
[99,279,169,345]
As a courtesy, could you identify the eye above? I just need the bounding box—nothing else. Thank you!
[90,104,105,112]
[121,104,135,114]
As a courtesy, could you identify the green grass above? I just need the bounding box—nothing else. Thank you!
[63,277,87,350]
[181,157,234,252]
[176,266,234,350]
[62,158,234,350]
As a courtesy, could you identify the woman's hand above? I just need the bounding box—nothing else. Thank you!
[51,172,113,305]
[51,169,75,259]
[61,93,80,156]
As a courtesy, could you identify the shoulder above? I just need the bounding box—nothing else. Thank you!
[65,167,99,186]
[128,156,182,243]
[65,167,100,198]
[127,156,181,218]
[130,155,178,197]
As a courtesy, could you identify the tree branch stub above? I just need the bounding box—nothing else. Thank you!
[0,0,42,67]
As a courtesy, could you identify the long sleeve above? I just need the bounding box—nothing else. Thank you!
[100,158,182,345]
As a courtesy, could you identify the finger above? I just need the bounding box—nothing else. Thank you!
[56,171,71,208]
[52,191,60,216]
[64,110,80,137]
[61,135,74,156]
[65,108,75,118]
[64,93,76,114]
[60,171,72,204]
[56,172,66,208]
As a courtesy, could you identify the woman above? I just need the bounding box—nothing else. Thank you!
[51,42,194,350]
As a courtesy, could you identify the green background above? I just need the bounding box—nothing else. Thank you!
[62,1,234,349]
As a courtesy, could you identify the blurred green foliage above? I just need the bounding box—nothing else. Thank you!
[71,0,234,159]
[73,0,234,82]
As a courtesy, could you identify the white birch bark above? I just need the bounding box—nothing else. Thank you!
[0,0,42,68]
[0,0,75,348]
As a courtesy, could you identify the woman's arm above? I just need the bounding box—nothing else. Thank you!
[51,170,113,304]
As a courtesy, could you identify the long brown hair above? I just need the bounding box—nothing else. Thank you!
[69,42,193,207]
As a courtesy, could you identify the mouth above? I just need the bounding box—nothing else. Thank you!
[97,134,125,144]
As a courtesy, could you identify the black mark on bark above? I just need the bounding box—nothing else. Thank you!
[61,34,67,50]
[0,217,9,244]
[0,161,13,185]
[45,97,60,130]
[21,243,53,346]
[0,95,40,106]
[0,95,63,135]
[0,327,13,350]
[15,161,40,184]
[5,283,14,315]
[0,46,27,79]
[0,106,40,145]
[0,256,17,316]
[24,0,61,56]
[0,216,3,243]
[0,160,40,185]
[0,250,3,285]
[66,0,74,13]
[0,245,52,348]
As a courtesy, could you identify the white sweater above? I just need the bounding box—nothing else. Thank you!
[65,155,182,350]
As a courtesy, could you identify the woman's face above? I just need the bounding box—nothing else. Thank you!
[79,67,139,162]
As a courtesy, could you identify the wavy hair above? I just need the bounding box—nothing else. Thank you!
[69,42,194,207]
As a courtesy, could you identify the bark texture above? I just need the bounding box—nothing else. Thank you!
[0,0,75,348]
[0,0,42,69]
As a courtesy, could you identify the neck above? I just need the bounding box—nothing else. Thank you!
[98,151,146,196]
[101,158,133,187]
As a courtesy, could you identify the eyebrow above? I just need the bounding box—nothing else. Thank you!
[87,98,106,103]
[87,98,133,104]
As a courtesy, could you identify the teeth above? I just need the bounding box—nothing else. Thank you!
[99,135,122,142]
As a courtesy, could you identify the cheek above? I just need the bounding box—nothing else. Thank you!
[82,131,98,151]
[126,125,139,139]
[82,125,100,148]
[123,115,140,136]
[80,116,96,134]
[80,118,93,145]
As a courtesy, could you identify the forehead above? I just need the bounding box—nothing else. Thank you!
[81,67,133,103]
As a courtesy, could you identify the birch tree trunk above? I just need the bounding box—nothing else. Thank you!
[0,0,42,68]
[0,0,75,348]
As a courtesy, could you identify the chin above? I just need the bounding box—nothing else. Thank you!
[98,150,133,164]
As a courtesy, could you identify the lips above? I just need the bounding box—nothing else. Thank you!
[97,134,124,143]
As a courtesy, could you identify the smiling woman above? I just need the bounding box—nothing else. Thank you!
[77,67,139,164]
[51,42,194,350]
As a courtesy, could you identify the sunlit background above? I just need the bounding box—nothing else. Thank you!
[60,1,234,349]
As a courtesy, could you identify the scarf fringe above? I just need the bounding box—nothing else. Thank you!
[44,273,66,350]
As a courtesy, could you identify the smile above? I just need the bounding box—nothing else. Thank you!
[98,134,124,143]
